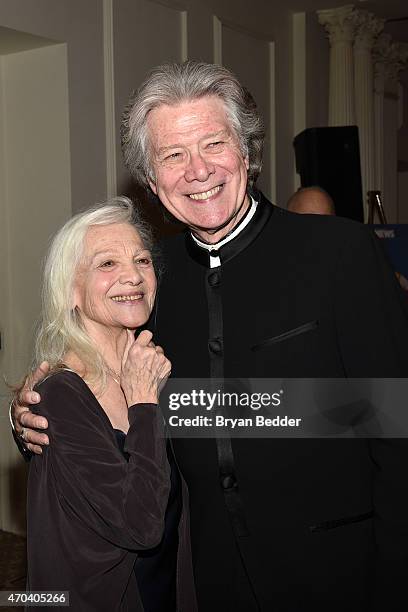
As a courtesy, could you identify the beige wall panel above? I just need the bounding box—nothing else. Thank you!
[186,3,213,62]
[292,13,306,192]
[114,0,185,196]
[0,0,107,210]
[0,43,71,534]
[305,12,329,130]
[0,57,8,534]
[221,23,275,202]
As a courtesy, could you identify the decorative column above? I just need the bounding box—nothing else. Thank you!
[352,11,384,219]
[388,42,408,222]
[373,35,408,221]
[373,35,390,198]
[318,5,356,126]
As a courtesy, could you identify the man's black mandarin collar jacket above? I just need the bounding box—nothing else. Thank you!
[151,192,408,612]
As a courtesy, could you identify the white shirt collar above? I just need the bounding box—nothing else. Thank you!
[190,196,258,268]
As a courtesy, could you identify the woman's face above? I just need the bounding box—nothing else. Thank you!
[73,223,156,334]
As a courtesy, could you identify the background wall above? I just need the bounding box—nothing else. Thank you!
[0,0,107,534]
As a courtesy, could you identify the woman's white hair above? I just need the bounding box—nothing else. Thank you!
[34,196,153,386]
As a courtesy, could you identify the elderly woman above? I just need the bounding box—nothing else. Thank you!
[25,198,196,611]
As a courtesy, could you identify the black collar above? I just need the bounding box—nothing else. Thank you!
[185,191,273,268]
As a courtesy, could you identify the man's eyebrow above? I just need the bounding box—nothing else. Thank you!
[157,144,183,155]
[157,130,230,155]
[202,129,230,141]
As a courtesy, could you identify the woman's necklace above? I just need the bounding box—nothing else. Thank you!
[106,365,121,386]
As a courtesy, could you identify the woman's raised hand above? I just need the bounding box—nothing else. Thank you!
[120,330,171,407]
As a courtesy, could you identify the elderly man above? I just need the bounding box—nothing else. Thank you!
[13,62,408,611]
[287,186,336,215]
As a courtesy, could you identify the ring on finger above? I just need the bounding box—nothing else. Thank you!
[19,427,27,442]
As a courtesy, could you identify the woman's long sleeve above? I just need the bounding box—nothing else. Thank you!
[30,370,170,551]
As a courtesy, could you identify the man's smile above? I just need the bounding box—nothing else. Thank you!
[188,185,223,200]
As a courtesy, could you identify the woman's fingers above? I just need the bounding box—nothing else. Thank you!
[121,329,135,369]
[121,332,171,406]
[135,329,153,347]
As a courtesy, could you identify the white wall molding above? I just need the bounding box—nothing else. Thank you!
[213,15,222,64]
[269,41,277,203]
[147,0,187,61]
[293,13,306,192]
[0,57,10,534]
[181,11,188,61]
[103,0,117,198]
[211,15,276,201]
[353,10,385,216]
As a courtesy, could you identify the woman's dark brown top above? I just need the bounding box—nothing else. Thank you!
[26,369,197,612]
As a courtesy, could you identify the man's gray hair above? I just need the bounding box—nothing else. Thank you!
[121,61,265,188]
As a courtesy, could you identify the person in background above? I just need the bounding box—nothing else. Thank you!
[287,185,336,215]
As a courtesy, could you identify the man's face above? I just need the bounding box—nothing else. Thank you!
[147,96,250,243]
